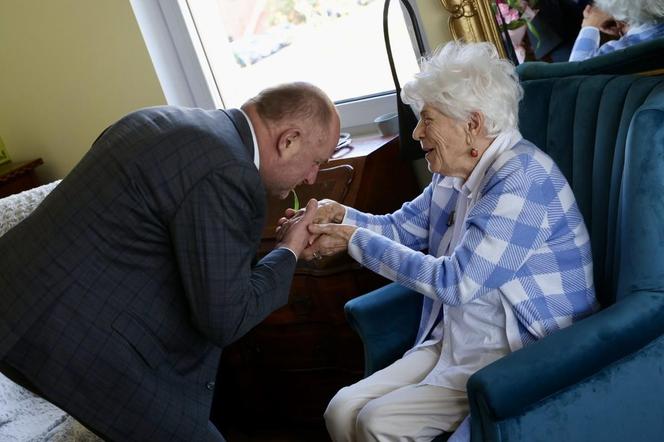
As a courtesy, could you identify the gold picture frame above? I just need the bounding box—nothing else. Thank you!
[439,0,508,59]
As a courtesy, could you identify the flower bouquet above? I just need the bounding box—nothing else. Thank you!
[494,0,540,63]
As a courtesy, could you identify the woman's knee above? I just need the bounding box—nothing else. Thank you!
[325,387,352,420]
[324,386,360,439]
[355,400,390,439]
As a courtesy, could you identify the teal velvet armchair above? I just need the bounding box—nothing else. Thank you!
[344,41,664,441]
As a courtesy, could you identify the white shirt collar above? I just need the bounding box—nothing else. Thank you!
[438,128,522,197]
[238,108,260,170]
[464,128,522,198]
[438,175,464,192]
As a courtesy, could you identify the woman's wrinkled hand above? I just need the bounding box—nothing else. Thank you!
[581,4,626,36]
[300,223,357,261]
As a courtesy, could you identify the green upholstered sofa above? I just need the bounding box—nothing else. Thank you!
[517,37,664,80]
[344,40,664,442]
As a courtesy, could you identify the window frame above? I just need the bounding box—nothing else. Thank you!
[130,0,428,133]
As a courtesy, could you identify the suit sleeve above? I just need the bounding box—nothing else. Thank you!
[169,162,296,347]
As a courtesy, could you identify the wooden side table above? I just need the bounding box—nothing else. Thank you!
[0,159,44,198]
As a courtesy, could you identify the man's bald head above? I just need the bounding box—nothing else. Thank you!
[244,81,337,140]
[241,82,341,199]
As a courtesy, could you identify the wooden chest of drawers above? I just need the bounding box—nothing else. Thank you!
[0,159,43,198]
[214,135,420,431]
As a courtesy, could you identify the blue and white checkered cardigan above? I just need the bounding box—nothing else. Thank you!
[569,22,664,62]
[344,138,599,349]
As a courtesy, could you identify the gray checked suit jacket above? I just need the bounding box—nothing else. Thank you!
[0,106,297,441]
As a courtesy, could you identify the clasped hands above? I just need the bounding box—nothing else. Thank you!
[275,198,357,261]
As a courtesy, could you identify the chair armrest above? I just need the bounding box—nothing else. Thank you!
[467,290,664,423]
[344,282,422,376]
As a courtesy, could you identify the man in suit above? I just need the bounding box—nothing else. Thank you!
[0,81,340,441]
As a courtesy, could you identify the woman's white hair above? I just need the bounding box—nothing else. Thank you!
[401,41,523,137]
[595,0,664,26]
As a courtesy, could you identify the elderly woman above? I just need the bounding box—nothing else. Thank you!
[569,0,664,61]
[279,41,598,441]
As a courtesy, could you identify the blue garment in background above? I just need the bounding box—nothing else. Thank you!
[569,22,664,61]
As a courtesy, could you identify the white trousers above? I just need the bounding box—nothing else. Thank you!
[324,342,468,442]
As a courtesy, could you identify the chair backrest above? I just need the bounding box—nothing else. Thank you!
[516,43,664,307]
[517,38,664,80]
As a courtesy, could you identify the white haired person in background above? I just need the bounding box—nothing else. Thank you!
[277,41,598,441]
[569,0,664,61]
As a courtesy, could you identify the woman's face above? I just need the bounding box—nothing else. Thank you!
[412,104,469,177]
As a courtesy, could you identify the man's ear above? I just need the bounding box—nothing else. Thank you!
[276,128,302,158]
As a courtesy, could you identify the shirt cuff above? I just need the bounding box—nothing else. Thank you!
[341,205,361,225]
[347,227,385,265]
[347,228,364,264]
[277,246,298,261]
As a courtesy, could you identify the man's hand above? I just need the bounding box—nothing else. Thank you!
[301,223,357,261]
[276,198,318,257]
[276,199,345,241]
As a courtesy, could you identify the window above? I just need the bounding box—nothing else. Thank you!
[131,0,424,132]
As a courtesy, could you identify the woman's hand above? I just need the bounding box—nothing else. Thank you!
[302,223,357,261]
[276,199,345,241]
[581,4,626,36]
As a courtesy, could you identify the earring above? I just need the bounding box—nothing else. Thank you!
[466,131,478,157]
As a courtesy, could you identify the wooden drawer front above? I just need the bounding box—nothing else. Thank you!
[222,364,364,426]
[264,271,362,325]
[246,322,362,370]
[220,325,364,426]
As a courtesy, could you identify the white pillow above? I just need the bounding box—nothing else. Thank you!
[0,180,61,236]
